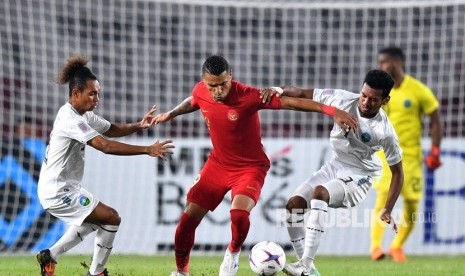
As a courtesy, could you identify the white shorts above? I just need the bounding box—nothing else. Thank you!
[43,187,99,226]
[293,159,374,208]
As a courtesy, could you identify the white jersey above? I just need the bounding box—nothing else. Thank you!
[38,102,110,208]
[313,88,402,176]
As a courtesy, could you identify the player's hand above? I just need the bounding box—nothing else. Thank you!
[333,109,358,133]
[140,105,158,128]
[152,112,172,124]
[260,87,283,104]
[425,145,441,170]
[148,139,175,160]
[379,209,398,233]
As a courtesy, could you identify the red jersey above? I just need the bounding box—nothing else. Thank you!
[191,80,281,168]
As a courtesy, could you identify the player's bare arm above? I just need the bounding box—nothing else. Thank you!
[380,160,404,232]
[260,86,314,103]
[88,135,174,159]
[104,105,158,137]
[279,96,358,131]
[153,96,199,124]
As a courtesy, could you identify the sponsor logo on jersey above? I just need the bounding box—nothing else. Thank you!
[79,195,90,206]
[227,110,238,121]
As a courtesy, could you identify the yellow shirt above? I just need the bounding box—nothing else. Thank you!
[375,75,439,194]
[382,75,439,159]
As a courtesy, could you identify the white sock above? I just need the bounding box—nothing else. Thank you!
[302,199,328,268]
[49,223,97,261]
[89,224,119,275]
[286,212,306,258]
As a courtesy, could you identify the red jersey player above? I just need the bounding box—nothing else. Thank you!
[154,55,358,276]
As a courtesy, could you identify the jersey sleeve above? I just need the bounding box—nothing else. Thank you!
[65,116,101,144]
[313,88,354,107]
[381,123,403,166]
[417,82,439,115]
[190,82,202,108]
[84,112,111,134]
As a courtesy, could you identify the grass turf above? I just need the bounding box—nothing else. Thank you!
[0,254,464,275]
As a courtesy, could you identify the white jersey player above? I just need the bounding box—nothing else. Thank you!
[261,69,404,276]
[36,54,174,276]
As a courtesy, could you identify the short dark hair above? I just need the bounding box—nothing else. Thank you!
[378,46,406,64]
[57,54,97,96]
[364,69,394,98]
[202,55,230,76]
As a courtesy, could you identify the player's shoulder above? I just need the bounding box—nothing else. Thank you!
[232,80,256,91]
[315,88,356,98]
[404,75,432,92]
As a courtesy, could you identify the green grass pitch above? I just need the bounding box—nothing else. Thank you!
[1,254,464,275]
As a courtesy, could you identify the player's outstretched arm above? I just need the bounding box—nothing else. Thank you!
[279,96,358,132]
[104,105,159,138]
[380,161,404,233]
[88,135,174,159]
[153,96,199,124]
[260,86,314,103]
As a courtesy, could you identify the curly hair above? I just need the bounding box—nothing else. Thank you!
[57,54,97,96]
[364,69,394,98]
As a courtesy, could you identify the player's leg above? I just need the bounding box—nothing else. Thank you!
[48,223,98,261]
[174,159,229,275]
[174,201,208,274]
[37,188,100,276]
[370,189,388,261]
[390,156,422,262]
[286,195,308,259]
[370,150,392,260]
[285,171,372,276]
[286,163,332,259]
[218,194,255,276]
[84,201,121,276]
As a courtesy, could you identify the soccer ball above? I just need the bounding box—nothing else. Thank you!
[249,241,286,276]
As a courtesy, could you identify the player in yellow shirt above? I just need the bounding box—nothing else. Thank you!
[370,47,442,262]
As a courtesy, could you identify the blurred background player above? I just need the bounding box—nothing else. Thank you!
[153,55,357,276]
[370,46,442,262]
[261,69,403,276]
[36,55,174,276]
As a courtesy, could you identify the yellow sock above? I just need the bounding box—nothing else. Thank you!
[370,190,388,251]
[391,199,419,249]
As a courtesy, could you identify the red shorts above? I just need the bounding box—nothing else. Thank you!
[187,158,269,211]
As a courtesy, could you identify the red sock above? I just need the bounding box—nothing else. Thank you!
[228,209,250,253]
[174,213,201,272]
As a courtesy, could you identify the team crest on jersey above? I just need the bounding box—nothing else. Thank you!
[227,110,238,121]
[403,99,412,108]
[361,132,372,143]
[79,195,90,206]
[78,122,89,133]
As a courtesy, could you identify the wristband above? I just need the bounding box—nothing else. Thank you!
[321,105,336,117]
[431,145,440,156]
[271,87,284,95]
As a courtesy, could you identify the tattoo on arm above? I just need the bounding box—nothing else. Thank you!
[169,96,198,117]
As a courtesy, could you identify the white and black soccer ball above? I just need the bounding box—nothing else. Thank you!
[249,241,286,276]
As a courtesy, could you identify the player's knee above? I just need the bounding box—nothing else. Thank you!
[286,196,307,212]
[312,185,330,203]
[108,208,121,226]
